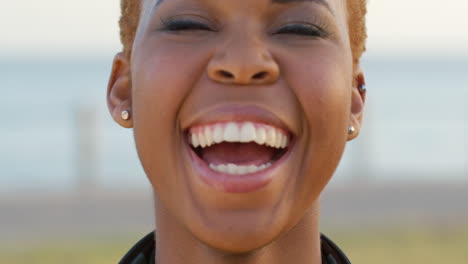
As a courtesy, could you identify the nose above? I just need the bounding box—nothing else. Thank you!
[207,37,280,85]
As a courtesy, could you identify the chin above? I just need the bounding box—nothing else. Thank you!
[190,218,286,254]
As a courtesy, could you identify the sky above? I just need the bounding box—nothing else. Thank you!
[1,0,467,56]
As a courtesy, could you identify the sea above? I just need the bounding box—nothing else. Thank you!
[1,55,467,193]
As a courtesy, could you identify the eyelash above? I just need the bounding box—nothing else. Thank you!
[159,19,328,38]
[275,23,327,38]
[160,19,214,32]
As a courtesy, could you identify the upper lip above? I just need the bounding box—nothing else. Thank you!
[182,105,294,135]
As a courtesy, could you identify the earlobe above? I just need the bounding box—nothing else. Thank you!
[107,52,133,128]
[347,66,366,141]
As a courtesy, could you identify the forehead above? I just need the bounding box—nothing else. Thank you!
[156,0,331,7]
[147,0,344,14]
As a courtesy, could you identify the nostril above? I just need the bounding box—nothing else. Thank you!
[218,70,234,79]
[252,71,268,80]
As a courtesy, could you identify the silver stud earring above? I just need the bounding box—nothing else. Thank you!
[348,125,355,135]
[121,110,130,121]
[358,84,367,93]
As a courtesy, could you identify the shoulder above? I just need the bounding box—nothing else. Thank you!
[320,233,352,264]
[118,232,155,264]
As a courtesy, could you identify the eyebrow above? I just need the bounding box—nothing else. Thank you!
[272,0,332,13]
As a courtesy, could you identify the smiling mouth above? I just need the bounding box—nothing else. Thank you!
[187,121,291,175]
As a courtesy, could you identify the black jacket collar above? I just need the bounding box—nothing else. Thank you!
[119,231,351,264]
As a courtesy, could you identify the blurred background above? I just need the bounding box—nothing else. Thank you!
[1,0,467,263]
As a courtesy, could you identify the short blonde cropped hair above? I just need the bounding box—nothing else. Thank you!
[119,0,367,63]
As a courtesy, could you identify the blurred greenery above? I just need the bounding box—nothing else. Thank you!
[0,234,140,264]
[2,228,468,264]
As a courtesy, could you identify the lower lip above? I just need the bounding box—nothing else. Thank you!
[186,142,292,193]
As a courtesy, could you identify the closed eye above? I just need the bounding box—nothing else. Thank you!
[275,23,327,38]
[160,19,213,32]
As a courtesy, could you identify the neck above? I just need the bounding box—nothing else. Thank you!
[153,198,322,264]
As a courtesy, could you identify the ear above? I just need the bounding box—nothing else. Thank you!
[107,52,133,128]
[347,65,366,141]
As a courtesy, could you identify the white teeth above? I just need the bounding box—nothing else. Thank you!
[237,165,248,174]
[209,163,272,175]
[224,123,240,142]
[240,122,256,142]
[191,133,199,148]
[255,127,267,145]
[204,126,214,147]
[198,132,207,148]
[190,122,289,149]
[218,164,228,173]
[275,133,283,148]
[266,128,276,148]
[227,163,237,174]
[247,165,258,173]
[213,125,223,143]
[282,135,288,148]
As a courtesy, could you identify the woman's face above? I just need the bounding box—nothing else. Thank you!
[109,0,364,253]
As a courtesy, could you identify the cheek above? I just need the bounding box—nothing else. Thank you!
[285,49,352,136]
[133,43,207,117]
[130,43,209,187]
[282,48,352,190]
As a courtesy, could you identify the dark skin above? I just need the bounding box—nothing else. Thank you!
[107,0,366,263]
